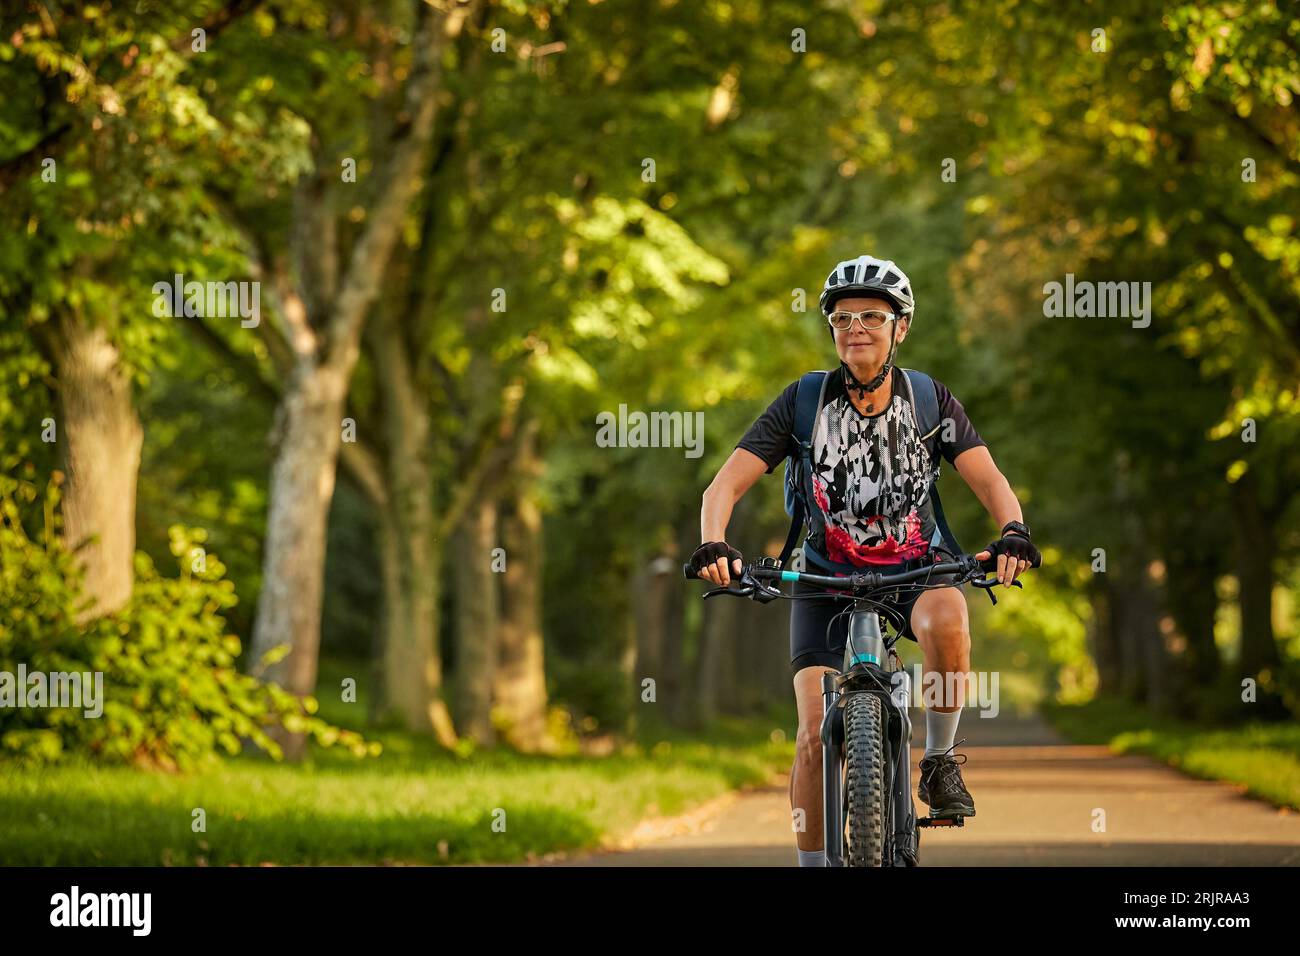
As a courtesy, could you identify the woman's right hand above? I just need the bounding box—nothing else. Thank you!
[688,541,744,586]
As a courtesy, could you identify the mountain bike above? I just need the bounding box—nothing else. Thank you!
[683,550,1037,867]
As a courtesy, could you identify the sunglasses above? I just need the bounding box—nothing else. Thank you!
[827,309,897,332]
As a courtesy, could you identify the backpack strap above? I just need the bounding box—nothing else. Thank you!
[902,369,962,555]
[927,478,961,556]
[793,370,829,445]
[778,371,829,569]
[903,368,942,448]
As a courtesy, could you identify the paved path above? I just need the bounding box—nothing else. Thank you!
[542,711,1300,866]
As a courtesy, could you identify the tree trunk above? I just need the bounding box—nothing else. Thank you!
[245,0,471,759]
[663,579,688,722]
[53,313,143,620]
[495,480,553,752]
[369,313,456,744]
[1108,566,1168,712]
[1089,577,1122,696]
[1231,470,1279,676]
[764,592,792,702]
[447,308,501,746]
[732,598,771,713]
[1110,578,1142,703]
[716,606,741,714]
[1107,458,1170,712]
[1161,549,1221,690]
[695,588,739,727]
[1135,575,1170,714]
[664,520,696,724]
[632,556,672,697]
[454,496,499,745]
[377,516,456,744]
[249,363,349,758]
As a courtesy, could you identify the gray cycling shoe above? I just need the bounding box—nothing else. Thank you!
[917,741,976,817]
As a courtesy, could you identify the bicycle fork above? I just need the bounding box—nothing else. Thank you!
[820,670,845,867]
[820,650,918,867]
[887,656,918,865]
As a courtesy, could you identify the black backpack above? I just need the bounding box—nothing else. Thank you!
[778,368,961,571]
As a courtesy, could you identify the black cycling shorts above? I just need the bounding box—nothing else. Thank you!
[789,555,964,675]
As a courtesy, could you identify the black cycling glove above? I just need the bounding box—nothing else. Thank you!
[688,541,743,579]
[985,532,1041,568]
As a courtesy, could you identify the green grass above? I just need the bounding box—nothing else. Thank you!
[1043,696,1300,811]
[0,660,796,865]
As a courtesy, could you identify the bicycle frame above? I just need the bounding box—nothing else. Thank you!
[683,551,1031,866]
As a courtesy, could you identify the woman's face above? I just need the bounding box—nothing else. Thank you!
[830,295,910,371]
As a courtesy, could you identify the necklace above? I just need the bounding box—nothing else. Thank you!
[843,364,891,414]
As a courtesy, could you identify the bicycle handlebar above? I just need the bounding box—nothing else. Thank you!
[682,550,1040,593]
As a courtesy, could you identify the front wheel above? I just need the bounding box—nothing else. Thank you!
[843,692,886,867]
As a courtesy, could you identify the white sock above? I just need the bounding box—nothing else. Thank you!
[796,848,826,867]
[924,708,961,757]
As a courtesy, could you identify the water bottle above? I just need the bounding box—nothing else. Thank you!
[844,610,886,670]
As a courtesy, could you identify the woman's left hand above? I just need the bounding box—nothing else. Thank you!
[974,533,1041,586]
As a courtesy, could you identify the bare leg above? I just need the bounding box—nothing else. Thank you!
[910,587,971,715]
[791,665,836,851]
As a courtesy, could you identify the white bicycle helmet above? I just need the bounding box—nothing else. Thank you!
[819,255,915,318]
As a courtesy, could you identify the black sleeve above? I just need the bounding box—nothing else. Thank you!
[933,380,987,465]
[735,380,800,474]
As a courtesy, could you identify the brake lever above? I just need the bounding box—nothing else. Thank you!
[704,585,752,600]
[742,568,785,604]
[970,574,1024,606]
[703,568,782,604]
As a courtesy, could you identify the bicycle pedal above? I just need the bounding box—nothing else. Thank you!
[917,815,966,827]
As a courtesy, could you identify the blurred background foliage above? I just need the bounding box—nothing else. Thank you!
[0,0,1297,768]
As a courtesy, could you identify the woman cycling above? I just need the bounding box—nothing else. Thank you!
[686,254,1041,867]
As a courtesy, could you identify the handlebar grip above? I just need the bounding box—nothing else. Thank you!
[683,563,697,580]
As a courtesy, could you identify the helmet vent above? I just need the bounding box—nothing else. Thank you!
[841,265,855,283]
[883,270,900,284]
[863,265,879,280]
